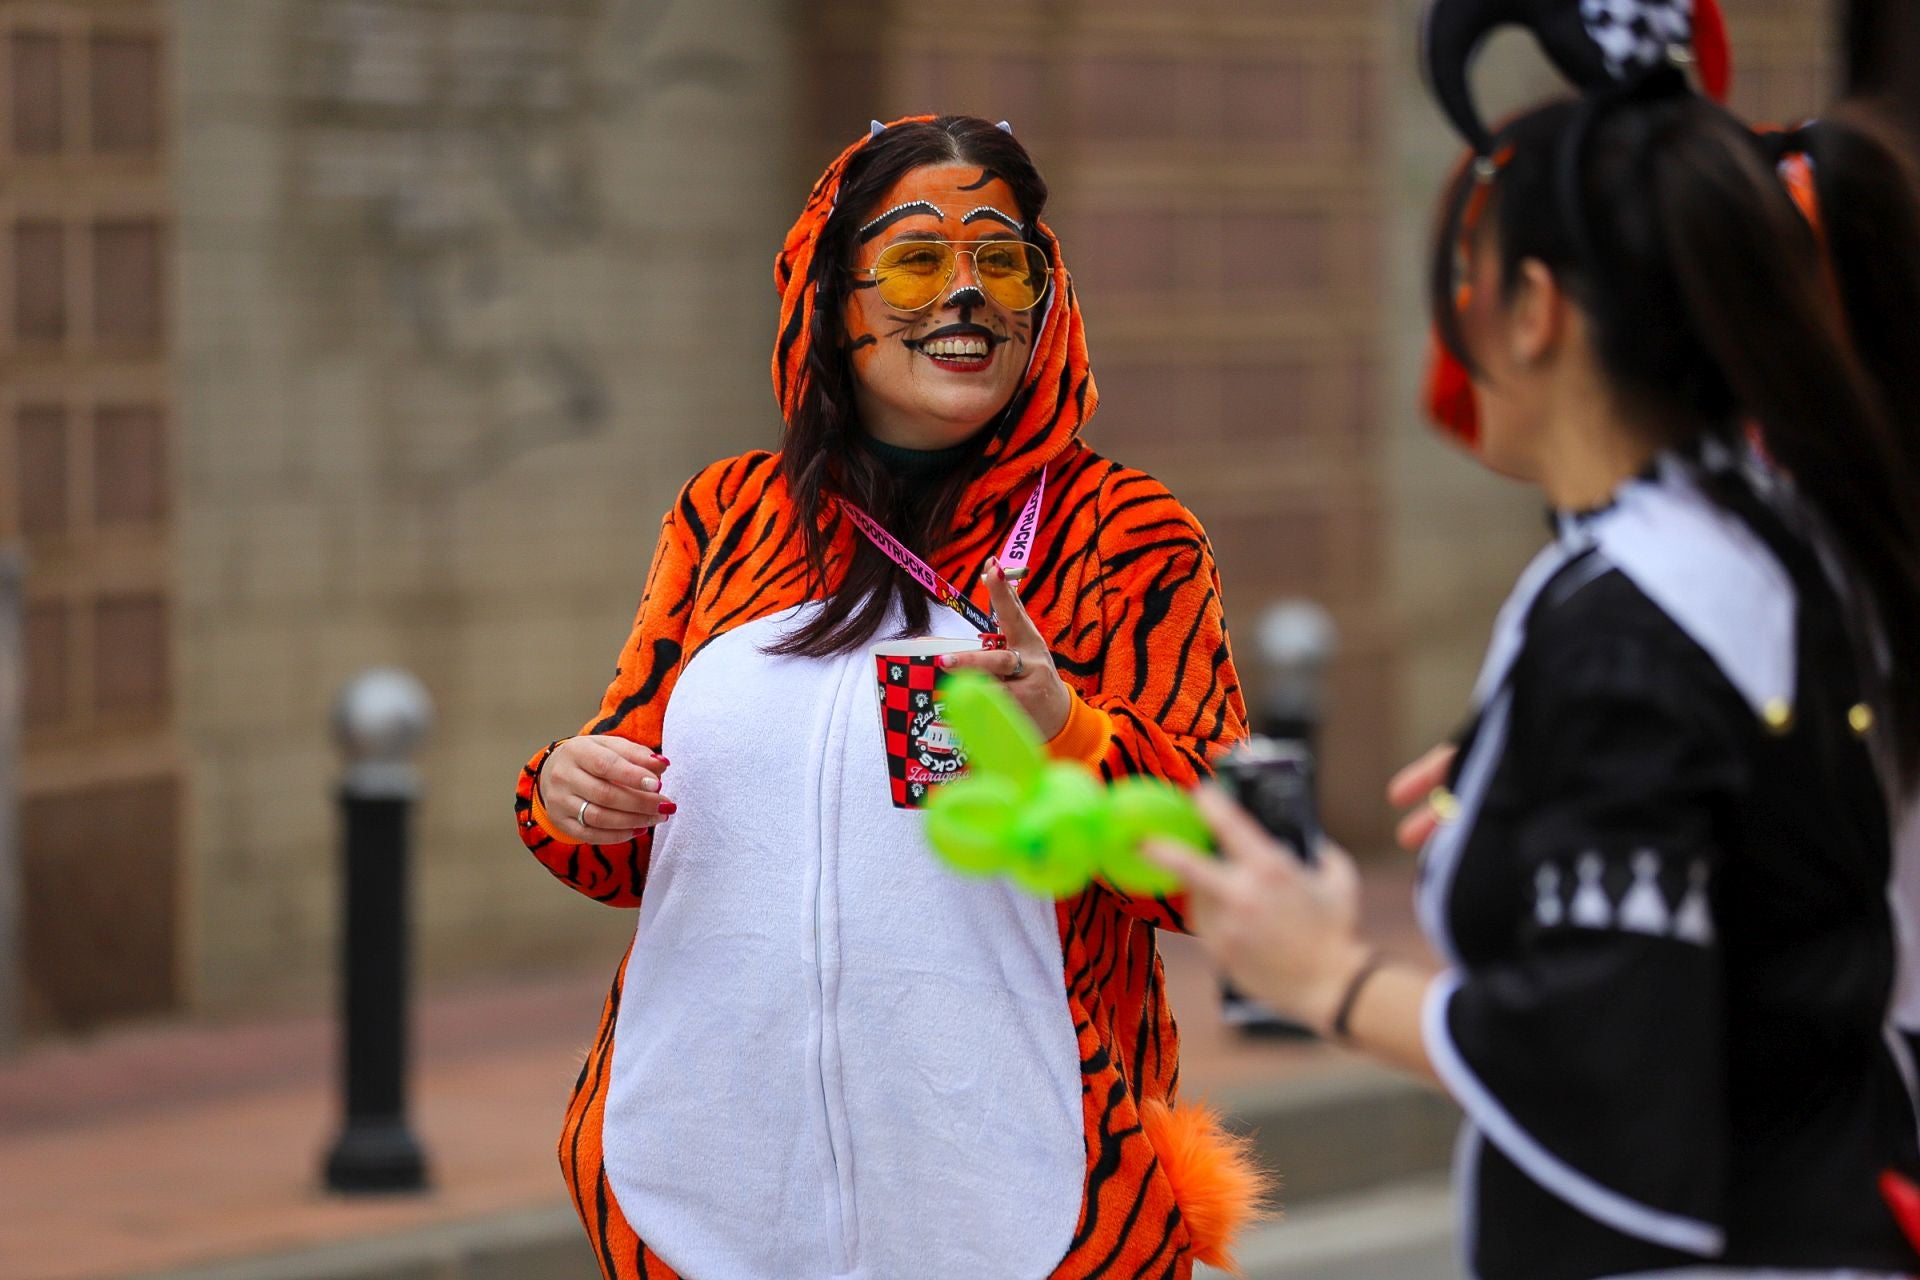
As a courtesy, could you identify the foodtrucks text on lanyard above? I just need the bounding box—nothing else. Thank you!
[839,468,1046,640]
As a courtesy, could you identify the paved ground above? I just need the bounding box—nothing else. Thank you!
[1199,1177,1463,1280]
[0,859,1439,1280]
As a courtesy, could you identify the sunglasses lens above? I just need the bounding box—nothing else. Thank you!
[975,242,1048,311]
[870,242,952,310]
[866,240,1050,311]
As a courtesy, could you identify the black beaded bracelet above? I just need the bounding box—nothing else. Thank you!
[1330,949,1388,1043]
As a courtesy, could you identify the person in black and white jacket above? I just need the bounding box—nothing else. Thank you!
[1149,2,1920,1276]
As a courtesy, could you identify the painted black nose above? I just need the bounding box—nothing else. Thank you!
[946,284,986,308]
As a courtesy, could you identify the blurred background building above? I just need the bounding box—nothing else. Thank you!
[0,0,1864,1035]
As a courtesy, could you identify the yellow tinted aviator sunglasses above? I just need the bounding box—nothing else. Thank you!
[856,239,1053,312]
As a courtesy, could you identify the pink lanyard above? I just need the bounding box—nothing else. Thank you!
[841,468,1047,636]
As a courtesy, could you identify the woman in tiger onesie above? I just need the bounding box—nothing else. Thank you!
[514,114,1267,1280]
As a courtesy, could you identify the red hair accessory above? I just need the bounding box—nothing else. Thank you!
[1776,148,1823,240]
[1422,144,1513,447]
[1771,133,1853,364]
[1880,1168,1920,1255]
[1424,327,1482,447]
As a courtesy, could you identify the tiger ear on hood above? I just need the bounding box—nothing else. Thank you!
[1421,0,1731,151]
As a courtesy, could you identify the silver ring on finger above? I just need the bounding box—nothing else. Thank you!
[577,798,592,827]
[1009,650,1026,680]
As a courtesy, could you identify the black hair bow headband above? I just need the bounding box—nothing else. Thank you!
[1421,0,1731,153]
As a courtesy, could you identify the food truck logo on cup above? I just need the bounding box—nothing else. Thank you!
[875,652,973,809]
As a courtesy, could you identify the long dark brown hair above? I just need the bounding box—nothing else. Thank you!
[1431,93,1920,789]
[768,116,1050,658]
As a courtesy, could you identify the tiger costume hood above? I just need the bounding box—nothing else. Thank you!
[773,114,1095,514]
[516,114,1266,1280]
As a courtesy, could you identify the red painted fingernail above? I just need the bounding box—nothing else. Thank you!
[657,800,677,815]
[938,655,954,668]
[655,755,670,768]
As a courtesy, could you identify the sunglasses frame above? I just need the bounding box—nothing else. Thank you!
[853,239,1054,313]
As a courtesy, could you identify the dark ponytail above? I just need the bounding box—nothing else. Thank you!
[1786,111,1920,498]
[1661,108,1920,789]
[1431,95,1920,790]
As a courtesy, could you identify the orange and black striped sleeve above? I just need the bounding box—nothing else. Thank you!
[1061,467,1248,928]
[1069,467,1246,784]
[512,471,708,907]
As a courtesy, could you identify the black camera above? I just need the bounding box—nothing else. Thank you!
[1215,736,1320,865]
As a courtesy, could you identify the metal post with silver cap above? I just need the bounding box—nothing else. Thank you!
[1220,598,1339,1037]
[324,667,433,1193]
[1251,598,1339,745]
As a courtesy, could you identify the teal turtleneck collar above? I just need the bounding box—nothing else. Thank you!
[858,432,981,480]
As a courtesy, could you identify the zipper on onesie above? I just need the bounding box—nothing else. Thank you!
[809,646,864,1274]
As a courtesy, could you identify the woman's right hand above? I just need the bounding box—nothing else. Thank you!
[1142,787,1371,1035]
[1387,743,1457,853]
[539,735,675,843]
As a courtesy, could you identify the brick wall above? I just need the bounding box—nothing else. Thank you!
[0,0,180,1032]
[809,0,1399,841]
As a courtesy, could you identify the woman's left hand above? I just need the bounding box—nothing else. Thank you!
[938,557,1073,739]
[1143,786,1372,1035]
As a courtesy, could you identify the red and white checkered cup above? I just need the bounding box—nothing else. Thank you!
[870,637,981,810]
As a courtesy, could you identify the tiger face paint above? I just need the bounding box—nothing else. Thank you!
[844,164,1037,450]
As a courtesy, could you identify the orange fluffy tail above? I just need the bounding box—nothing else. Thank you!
[1139,1098,1278,1273]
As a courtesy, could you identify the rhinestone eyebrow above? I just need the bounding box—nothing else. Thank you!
[960,205,1023,230]
[857,200,941,238]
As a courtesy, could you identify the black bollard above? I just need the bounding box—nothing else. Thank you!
[324,669,432,1193]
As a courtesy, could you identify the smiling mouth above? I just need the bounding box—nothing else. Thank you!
[904,324,1003,367]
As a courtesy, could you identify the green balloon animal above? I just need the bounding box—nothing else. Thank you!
[923,670,1214,898]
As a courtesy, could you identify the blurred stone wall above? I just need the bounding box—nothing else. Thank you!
[172,0,797,1010]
